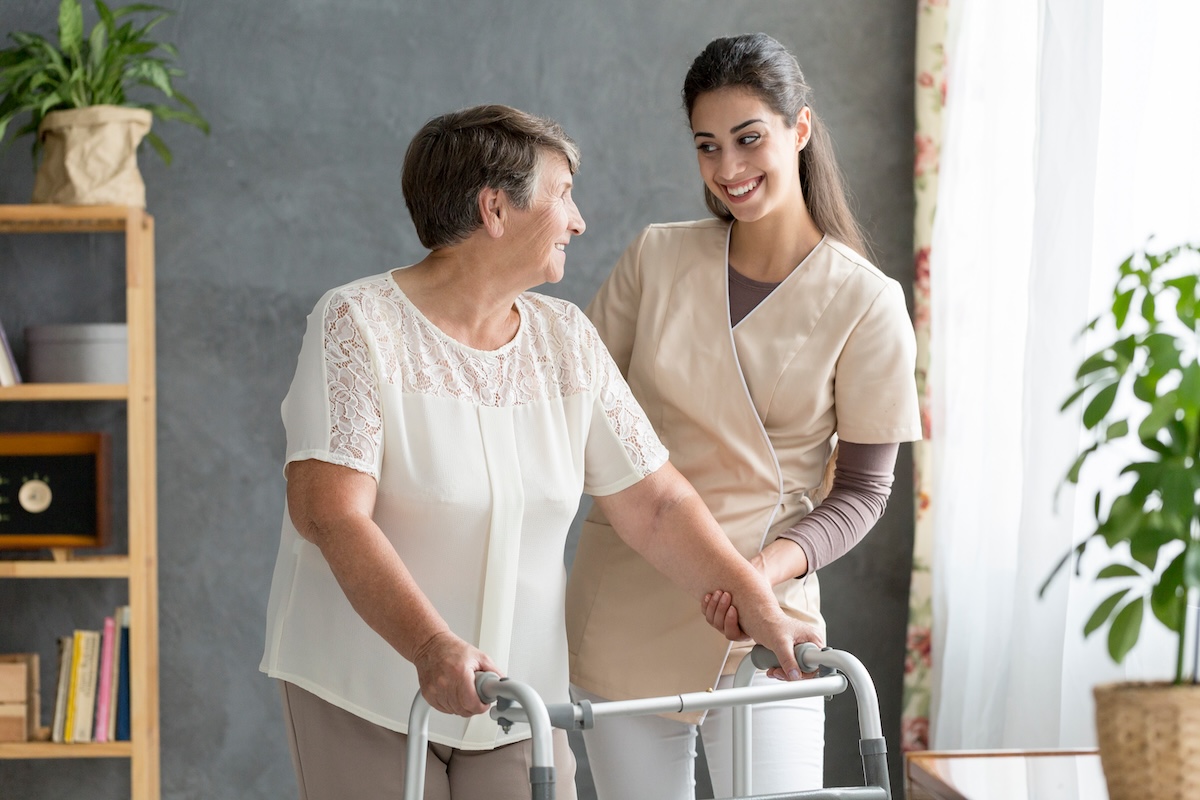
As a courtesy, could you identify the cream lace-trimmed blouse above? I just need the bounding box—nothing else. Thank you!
[261,271,668,750]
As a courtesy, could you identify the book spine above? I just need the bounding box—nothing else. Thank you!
[0,315,19,387]
[51,636,72,743]
[25,652,39,742]
[115,609,131,741]
[93,617,116,743]
[107,605,127,742]
[62,632,84,743]
[70,631,100,744]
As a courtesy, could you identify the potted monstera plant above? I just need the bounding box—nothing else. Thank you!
[1043,241,1200,800]
[0,0,208,206]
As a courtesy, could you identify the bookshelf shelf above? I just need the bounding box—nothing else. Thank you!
[0,383,128,402]
[0,741,133,759]
[0,204,135,234]
[0,556,132,579]
[0,205,160,799]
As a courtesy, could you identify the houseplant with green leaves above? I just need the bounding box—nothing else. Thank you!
[1043,240,1200,800]
[0,0,209,205]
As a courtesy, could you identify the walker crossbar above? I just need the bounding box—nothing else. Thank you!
[717,789,888,800]
[488,676,849,727]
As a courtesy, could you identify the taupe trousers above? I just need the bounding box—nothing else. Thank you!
[279,681,578,800]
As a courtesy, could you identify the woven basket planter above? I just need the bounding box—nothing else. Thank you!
[1094,681,1200,800]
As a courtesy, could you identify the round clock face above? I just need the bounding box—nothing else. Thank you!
[17,479,52,514]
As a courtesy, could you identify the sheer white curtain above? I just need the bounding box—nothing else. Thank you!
[929,0,1200,749]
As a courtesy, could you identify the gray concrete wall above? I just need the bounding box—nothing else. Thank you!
[0,1,916,797]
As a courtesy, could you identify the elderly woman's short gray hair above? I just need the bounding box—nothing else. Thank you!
[401,104,581,250]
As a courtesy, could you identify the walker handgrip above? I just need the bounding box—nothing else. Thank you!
[750,642,823,673]
[475,671,502,704]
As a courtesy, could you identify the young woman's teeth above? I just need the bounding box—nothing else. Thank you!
[728,179,760,197]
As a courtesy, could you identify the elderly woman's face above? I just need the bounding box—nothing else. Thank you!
[504,153,586,286]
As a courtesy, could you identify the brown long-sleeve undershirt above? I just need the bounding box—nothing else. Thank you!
[775,440,898,574]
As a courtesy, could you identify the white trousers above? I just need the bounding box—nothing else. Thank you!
[573,673,825,800]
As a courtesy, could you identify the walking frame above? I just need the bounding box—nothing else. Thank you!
[404,642,892,800]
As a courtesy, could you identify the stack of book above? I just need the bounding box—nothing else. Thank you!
[50,606,131,743]
[0,315,19,387]
[0,653,38,742]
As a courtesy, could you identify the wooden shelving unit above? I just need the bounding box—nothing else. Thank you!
[0,205,160,799]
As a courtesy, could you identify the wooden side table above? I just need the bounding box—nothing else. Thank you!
[905,749,1106,799]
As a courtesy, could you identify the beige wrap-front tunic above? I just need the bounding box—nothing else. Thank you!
[566,220,921,719]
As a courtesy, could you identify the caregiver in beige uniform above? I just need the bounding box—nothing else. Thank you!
[566,33,922,798]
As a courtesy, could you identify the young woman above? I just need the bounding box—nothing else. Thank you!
[566,33,922,798]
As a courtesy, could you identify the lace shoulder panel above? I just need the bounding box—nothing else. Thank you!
[558,296,668,478]
[380,290,599,408]
[321,280,389,471]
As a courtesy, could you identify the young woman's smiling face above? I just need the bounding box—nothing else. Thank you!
[690,87,810,224]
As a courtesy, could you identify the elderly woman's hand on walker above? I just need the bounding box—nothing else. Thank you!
[412,630,505,717]
[700,587,820,680]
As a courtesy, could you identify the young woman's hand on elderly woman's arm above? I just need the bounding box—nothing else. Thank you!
[285,458,502,717]
[696,442,899,664]
[592,462,824,681]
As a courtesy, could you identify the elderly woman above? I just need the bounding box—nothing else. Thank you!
[260,104,821,800]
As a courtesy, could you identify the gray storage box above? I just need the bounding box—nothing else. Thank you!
[26,323,128,383]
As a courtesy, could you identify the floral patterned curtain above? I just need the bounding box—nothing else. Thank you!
[902,0,947,753]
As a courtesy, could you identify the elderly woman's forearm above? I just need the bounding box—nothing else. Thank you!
[286,460,453,663]
[315,513,452,660]
[299,508,500,716]
[598,465,774,608]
